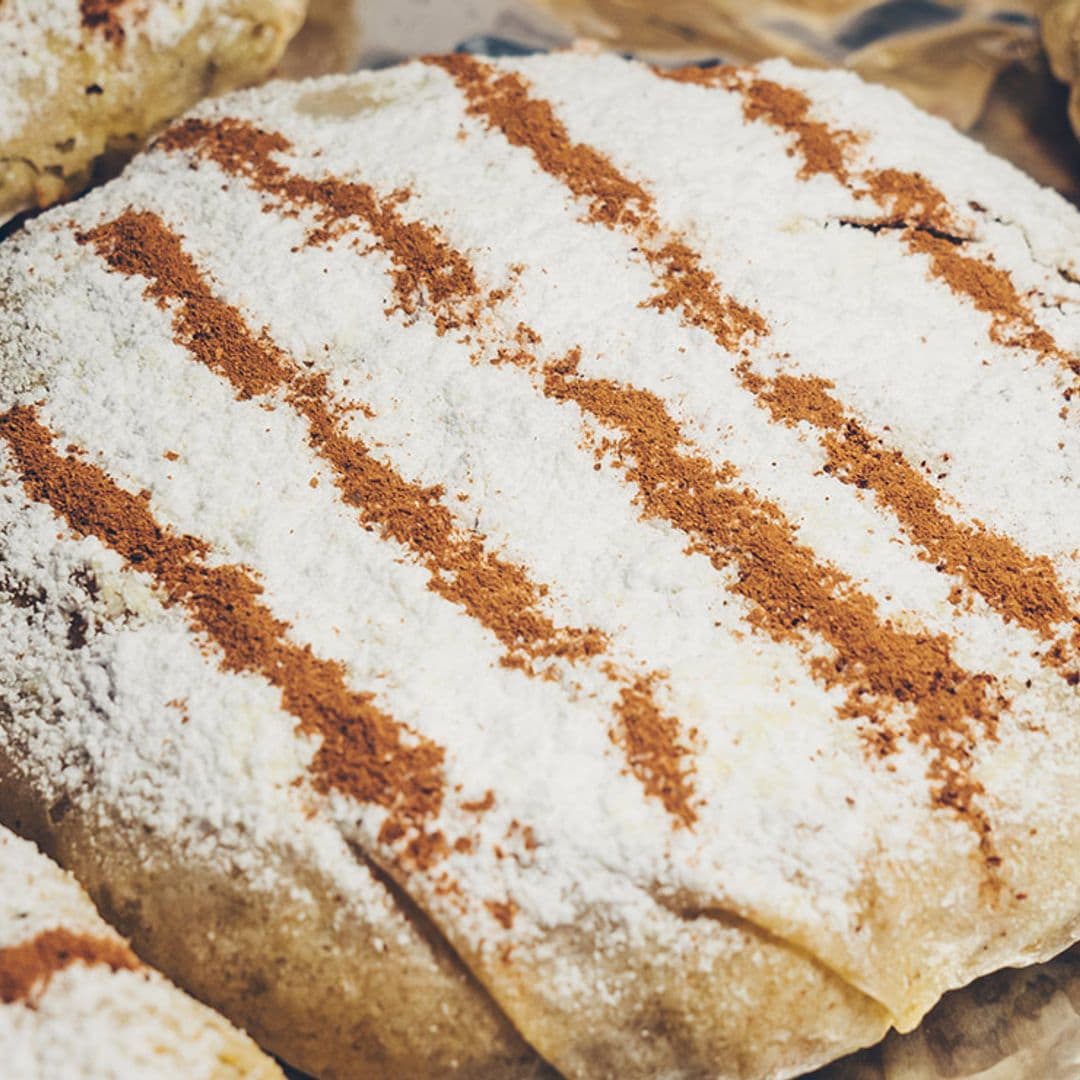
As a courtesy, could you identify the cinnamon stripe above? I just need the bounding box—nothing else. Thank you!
[0,406,447,865]
[659,65,857,183]
[425,54,767,353]
[0,928,139,1005]
[660,66,1074,374]
[542,350,1004,861]
[736,363,1080,676]
[611,673,697,829]
[434,55,1080,681]
[78,205,698,828]
[156,118,481,336]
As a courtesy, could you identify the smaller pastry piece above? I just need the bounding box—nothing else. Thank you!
[1044,0,1080,139]
[0,0,307,225]
[0,825,281,1079]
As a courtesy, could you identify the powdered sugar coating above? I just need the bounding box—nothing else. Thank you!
[0,51,1078,1076]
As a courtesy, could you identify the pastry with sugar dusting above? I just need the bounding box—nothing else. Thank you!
[0,48,1078,1079]
[0,824,281,1077]
[0,0,306,226]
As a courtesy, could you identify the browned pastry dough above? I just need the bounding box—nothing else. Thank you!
[0,0,307,225]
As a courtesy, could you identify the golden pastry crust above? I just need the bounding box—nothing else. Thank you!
[0,757,543,1079]
[0,0,307,225]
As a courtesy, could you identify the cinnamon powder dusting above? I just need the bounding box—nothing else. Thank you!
[863,169,955,232]
[904,231,1061,361]
[81,205,697,826]
[0,406,447,865]
[544,350,1005,859]
[461,790,495,813]
[78,209,605,674]
[611,675,697,829]
[143,72,1026,845]
[427,54,651,230]
[651,66,1080,662]
[432,53,1075,661]
[426,54,765,352]
[739,364,1080,678]
[484,898,519,929]
[0,928,139,1005]
[79,0,129,45]
[684,71,1072,369]
[643,240,768,354]
[158,119,480,335]
[661,68,858,183]
[865,172,1060,360]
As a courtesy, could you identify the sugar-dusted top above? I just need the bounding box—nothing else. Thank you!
[0,49,1078,1071]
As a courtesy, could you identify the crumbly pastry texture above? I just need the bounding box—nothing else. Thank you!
[0,49,1078,1079]
[0,0,306,225]
[0,824,281,1078]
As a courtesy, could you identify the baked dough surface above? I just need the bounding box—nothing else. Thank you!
[0,0,306,225]
[0,50,1078,1078]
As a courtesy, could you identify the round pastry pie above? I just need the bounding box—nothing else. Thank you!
[0,0,307,226]
[0,49,1077,1079]
[0,824,280,1077]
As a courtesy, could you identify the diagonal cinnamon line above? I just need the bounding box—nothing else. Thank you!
[433,54,1080,683]
[610,673,698,830]
[659,65,858,183]
[659,66,1074,374]
[156,118,480,336]
[77,209,605,676]
[78,204,697,828]
[425,54,767,353]
[736,363,1080,678]
[0,405,447,866]
[0,928,140,1005]
[901,228,1060,360]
